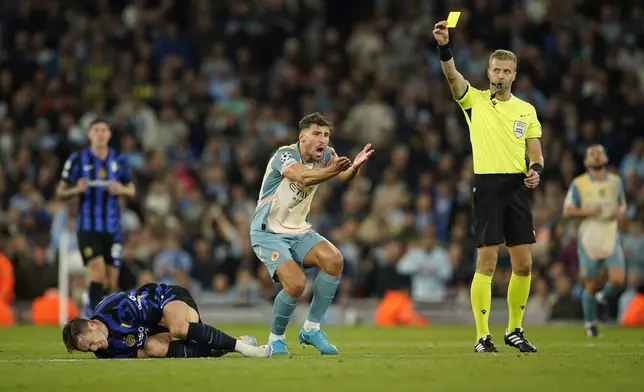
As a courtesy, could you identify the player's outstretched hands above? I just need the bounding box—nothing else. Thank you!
[433,21,449,45]
[328,148,352,173]
[524,169,540,188]
[352,143,375,169]
[75,178,87,194]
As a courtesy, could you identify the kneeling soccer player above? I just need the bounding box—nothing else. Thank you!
[62,283,272,359]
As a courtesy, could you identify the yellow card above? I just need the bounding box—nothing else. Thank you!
[446,11,461,28]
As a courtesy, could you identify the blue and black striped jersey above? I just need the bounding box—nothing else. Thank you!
[61,148,132,234]
[90,284,183,359]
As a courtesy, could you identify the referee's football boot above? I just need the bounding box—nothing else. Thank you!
[474,335,499,353]
[504,328,538,353]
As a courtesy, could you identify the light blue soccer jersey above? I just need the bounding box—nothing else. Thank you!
[251,142,332,234]
[563,172,626,277]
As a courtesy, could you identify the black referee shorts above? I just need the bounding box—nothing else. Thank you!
[472,174,536,248]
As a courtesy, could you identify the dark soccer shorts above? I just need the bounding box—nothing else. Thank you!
[77,231,122,268]
[472,174,536,248]
[137,283,202,326]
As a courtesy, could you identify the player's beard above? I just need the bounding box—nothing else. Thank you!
[588,162,607,171]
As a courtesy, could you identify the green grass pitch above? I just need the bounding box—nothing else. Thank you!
[1,325,643,391]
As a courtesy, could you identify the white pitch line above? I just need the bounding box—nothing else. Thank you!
[0,358,155,363]
[0,352,642,363]
[2,342,642,349]
[358,352,644,358]
[340,342,644,348]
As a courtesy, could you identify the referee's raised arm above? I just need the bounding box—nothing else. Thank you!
[433,21,467,99]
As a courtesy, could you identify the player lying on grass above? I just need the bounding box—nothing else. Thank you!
[62,283,272,359]
[119,332,259,358]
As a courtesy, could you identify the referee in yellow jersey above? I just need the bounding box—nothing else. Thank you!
[434,21,544,353]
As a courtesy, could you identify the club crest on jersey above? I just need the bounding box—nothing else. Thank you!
[83,247,93,257]
[99,168,107,178]
[270,250,280,262]
[513,121,526,138]
[124,334,136,347]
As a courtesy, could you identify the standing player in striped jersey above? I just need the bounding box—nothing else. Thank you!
[62,283,272,359]
[563,144,626,337]
[56,118,135,315]
[250,112,373,356]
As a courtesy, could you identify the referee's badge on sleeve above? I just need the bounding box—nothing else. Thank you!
[513,121,526,138]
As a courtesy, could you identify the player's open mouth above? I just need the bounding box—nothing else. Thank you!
[315,146,325,158]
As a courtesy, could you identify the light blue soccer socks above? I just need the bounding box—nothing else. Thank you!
[268,272,340,356]
[306,271,341,323]
[299,271,341,354]
[270,290,298,336]
[600,282,622,300]
[581,290,597,323]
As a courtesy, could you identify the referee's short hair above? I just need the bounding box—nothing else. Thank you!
[488,49,517,66]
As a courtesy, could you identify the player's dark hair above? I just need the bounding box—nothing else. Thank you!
[298,112,332,132]
[62,318,89,353]
[88,117,109,130]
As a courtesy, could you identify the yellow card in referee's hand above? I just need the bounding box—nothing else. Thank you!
[446,12,461,28]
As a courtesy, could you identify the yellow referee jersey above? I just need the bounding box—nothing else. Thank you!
[456,84,542,174]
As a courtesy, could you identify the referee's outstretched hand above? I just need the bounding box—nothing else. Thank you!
[524,169,540,188]
[433,21,449,45]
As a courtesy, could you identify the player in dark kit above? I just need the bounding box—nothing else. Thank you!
[62,283,273,359]
[56,118,135,314]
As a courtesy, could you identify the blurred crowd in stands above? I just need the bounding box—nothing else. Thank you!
[0,0,643,324]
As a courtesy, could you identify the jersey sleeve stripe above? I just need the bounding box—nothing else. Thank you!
[455,84,469,101]
[257,195,276,208]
